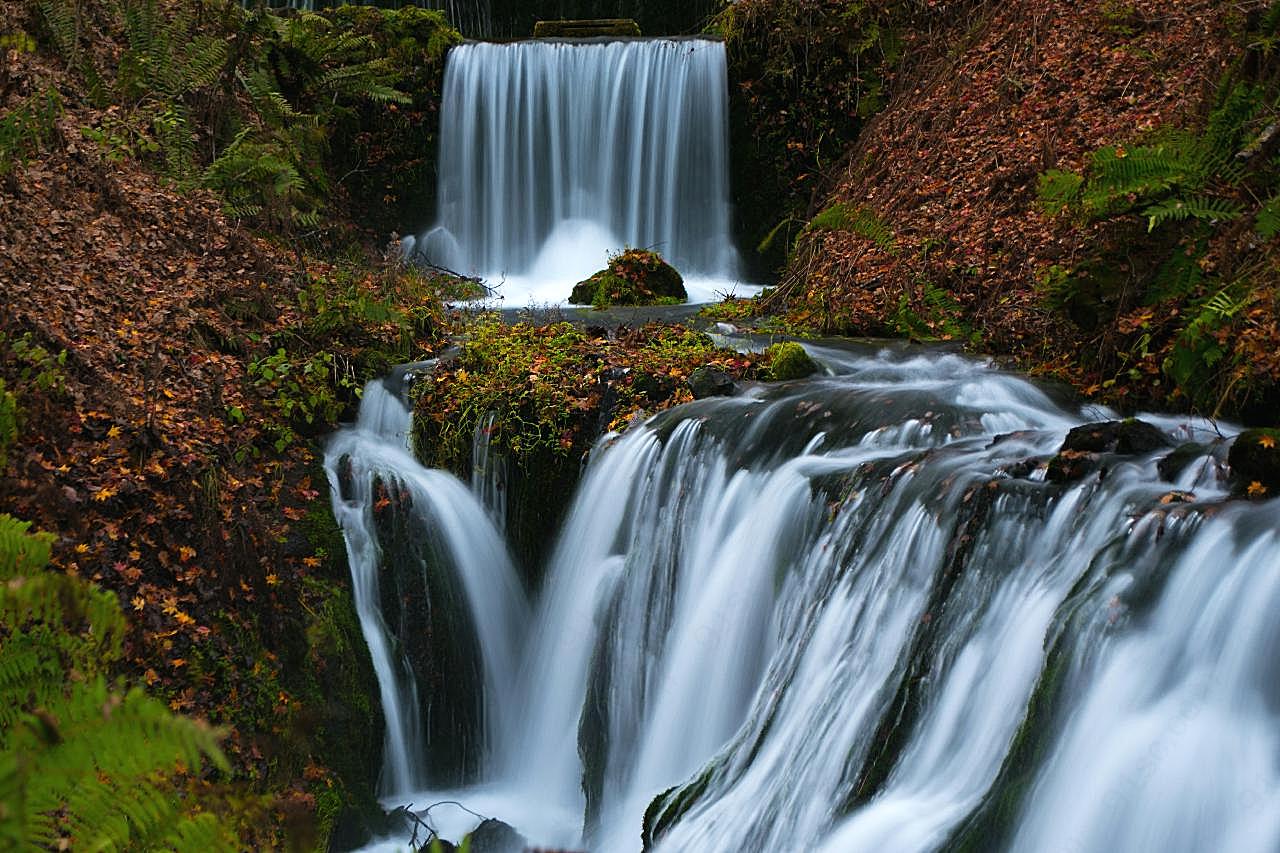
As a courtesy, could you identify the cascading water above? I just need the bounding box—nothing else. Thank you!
[334,345,1279,852]
[324,369,527,797]
[409,38,745,305]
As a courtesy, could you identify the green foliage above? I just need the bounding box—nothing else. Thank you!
[1255,192,1280,239]
[0,514,236,851]
[801,202,896,253]
[1037,78,1263,231]
[201,5,459,234]
[248,349,358,447]
[0,90,61,177]
[0,381,16,469]
[1036,169,1085,216]
[893,279,978,344]
[34,0,107,103]
[1,333,68,396]
[31,0,459,236]
[205,126,323,229]
[1162,285,1252,406]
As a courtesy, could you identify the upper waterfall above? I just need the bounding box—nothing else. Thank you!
[410,38,743,304]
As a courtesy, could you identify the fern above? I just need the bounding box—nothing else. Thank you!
[0,381,16,467]
[803,202,896,252]
[34,0,79,63]
[1144,194,1242,232]
[1256,193,1280,240]
[1037,169,1084,215]
[0,515,238,850]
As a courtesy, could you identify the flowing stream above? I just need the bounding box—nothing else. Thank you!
[407,38,745,305]
[326,344,1280,852]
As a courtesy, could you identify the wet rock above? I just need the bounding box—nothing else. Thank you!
[467,818,526,853]
[1046,419,1171,484]
[687,366,736,398]
[1158,442,1209,482]
[764,341,818,380]
[1227,428,1280,499]
[335,453,355,501]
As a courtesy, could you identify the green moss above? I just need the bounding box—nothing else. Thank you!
[569,248,687,308]
[413,319,761,578]
[764,341,817,380]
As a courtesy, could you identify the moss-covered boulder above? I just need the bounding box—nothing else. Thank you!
[1046,419,1171,484]
[764,341,818,380]
[1227,428,1280,499]
[569,249,687,308]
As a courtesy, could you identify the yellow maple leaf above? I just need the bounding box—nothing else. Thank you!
[92,486,117,502]
[1247,481,1268,498]
[131,596,146,611]
[1258,434,1276,449]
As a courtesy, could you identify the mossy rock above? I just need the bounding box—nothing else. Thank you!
[764,341,818,380]
[1227,428,1280,499]
[569,249,686,308]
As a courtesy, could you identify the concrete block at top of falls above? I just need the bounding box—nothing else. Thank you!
[532,19,642,38]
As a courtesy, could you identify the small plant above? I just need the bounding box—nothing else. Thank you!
[0,91,61,177]
[247,349,358,447]
[0,380,17,469]
[2,333,68,396]
[801,202,896,253]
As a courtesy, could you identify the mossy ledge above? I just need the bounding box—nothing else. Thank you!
[412,318,762,583]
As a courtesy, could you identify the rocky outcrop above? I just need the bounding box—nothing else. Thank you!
[1046,419,1171,483]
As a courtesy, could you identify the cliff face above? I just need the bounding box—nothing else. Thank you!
[760,0,1280,421]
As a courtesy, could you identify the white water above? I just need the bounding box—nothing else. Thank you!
[337,346,1279,852]
[324,376,527,799]
[408,39,753,305]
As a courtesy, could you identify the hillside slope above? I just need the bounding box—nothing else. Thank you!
[763,0,1280,420]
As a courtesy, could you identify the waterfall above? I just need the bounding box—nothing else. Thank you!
[324,373,527,797]
[411,39,742,304]
[336,345,1279,852]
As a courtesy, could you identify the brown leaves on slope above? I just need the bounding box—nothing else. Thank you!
[782,0,1235,369]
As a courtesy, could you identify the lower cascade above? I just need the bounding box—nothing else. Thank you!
[326,345,1280,852]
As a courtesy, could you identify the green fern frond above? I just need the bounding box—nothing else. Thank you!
[1037,169,1084,215]
[0,381,18,469]
[34,0,78,63]
[318,64,410,105]
[1255,193,1280,240]
[1144,195,1242,232]
[803,202,896,252]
